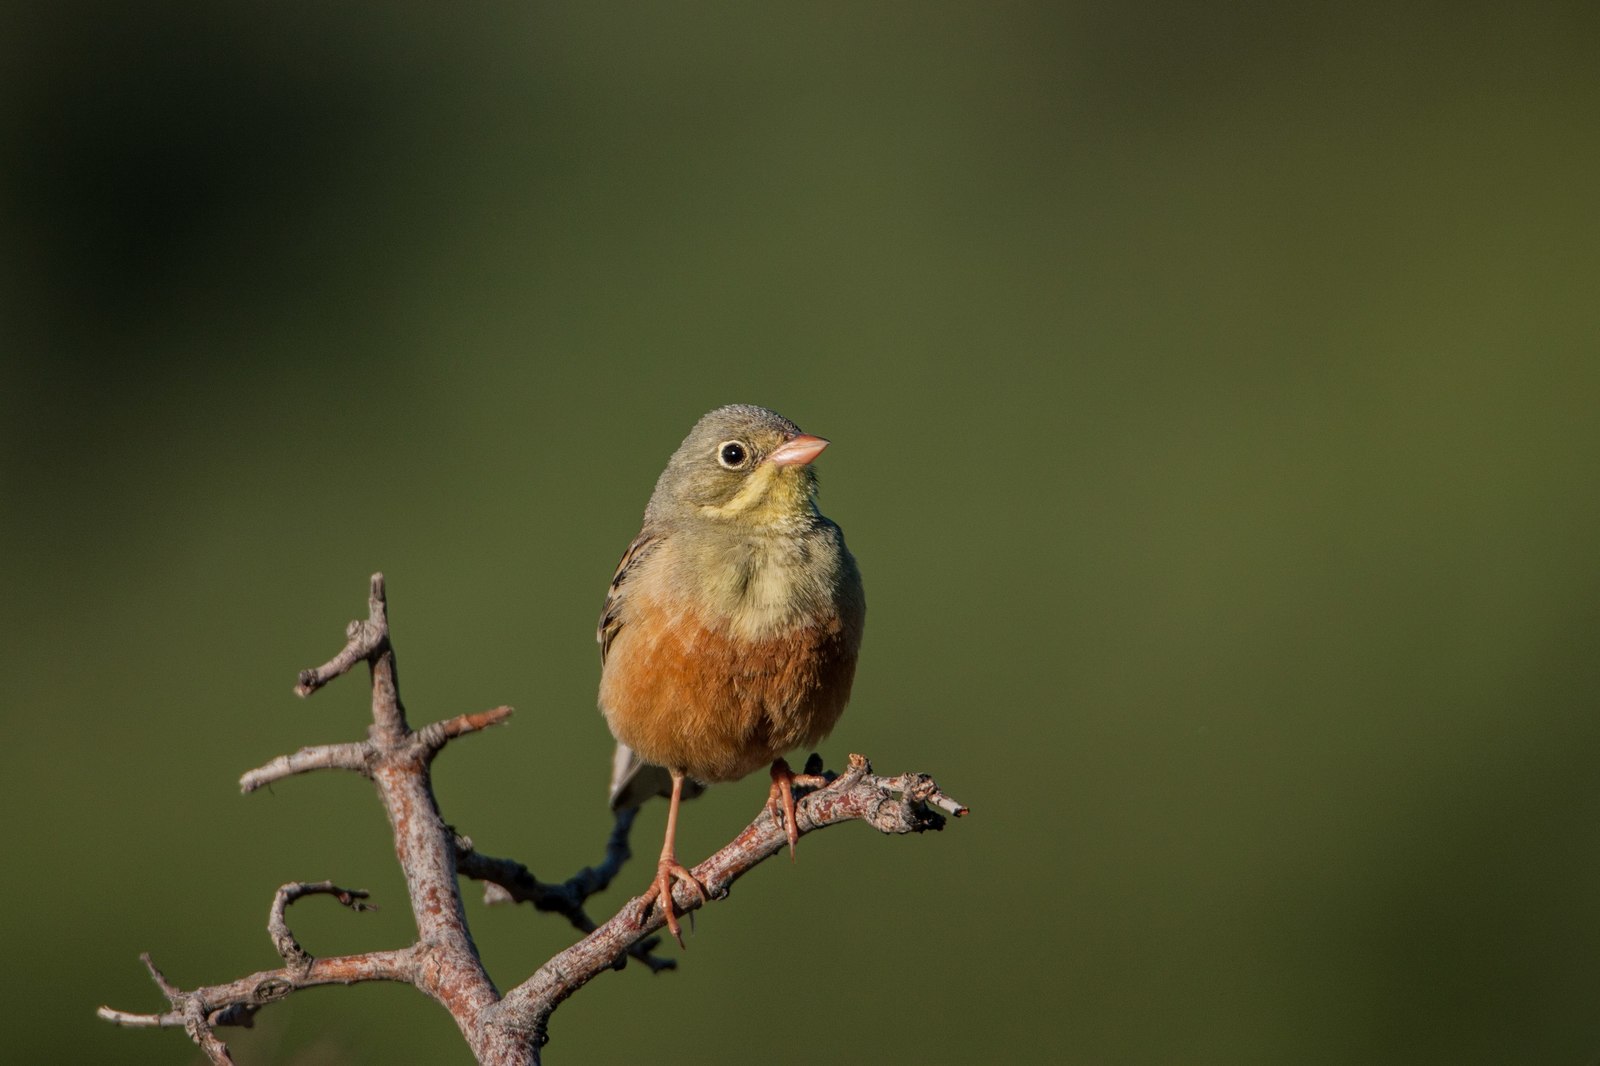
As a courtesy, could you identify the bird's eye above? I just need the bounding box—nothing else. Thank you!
[717,441,749,469]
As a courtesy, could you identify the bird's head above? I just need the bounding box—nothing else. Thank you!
[646,404,830,533]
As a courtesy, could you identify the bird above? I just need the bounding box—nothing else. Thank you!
[597,404,865,943]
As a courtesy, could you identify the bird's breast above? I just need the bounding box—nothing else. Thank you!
[598,528,863,783]
[683,530,839,641]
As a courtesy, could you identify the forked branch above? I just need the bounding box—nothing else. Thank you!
[97,574,966,1064]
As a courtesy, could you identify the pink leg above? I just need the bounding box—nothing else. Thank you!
[636,769,708,946]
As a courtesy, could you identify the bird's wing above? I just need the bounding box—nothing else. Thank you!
[599,531,697,809]
[597,530,658,664]
[599,532,707,810]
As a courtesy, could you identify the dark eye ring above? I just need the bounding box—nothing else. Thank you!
[717,440,749,469]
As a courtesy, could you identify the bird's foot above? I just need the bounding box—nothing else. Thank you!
[767,757,829,860]
[636,856,708,947]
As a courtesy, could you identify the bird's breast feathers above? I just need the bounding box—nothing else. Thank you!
[598,528,862,783]
[657,526,848,642]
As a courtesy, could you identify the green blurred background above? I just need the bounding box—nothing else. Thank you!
[4,2,1598,1062]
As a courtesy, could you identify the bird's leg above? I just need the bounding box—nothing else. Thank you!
[636,769,708,946]
[767,757,829,860]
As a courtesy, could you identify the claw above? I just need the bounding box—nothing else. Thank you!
[637,857,707,946]
[767,758,828,860]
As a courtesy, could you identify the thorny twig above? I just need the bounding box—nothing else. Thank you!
[98,573,966,1064]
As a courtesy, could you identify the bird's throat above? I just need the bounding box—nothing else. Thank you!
[685,530,827,642]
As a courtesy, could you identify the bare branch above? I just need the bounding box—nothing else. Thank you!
[100,948,420,1038]
[239,740,373,793]
[106,576,528,1061]
[99,961,261,1034]
[418,705,515,752]
[294,574,389,697]
[457,809,675,974]
[96,953,268,1063]
[142,951,182,1008]
[184,996,237,1066]
[269,882,374,973]
[102,575,964,1066]
[237,706,511,794]
[484,754,968,1049]
[97,1006,182,1029]
[924,787,971,819]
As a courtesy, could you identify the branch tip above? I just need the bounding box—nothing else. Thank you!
[140,952,181,1006]
[292,575,393,697]
[419,705,515,751]
[97,1005,177,1028]
[270,881,375,971]
[239,740,372,792]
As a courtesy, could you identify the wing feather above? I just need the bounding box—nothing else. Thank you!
[597,531,658,663]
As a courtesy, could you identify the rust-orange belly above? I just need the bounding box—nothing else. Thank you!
[599,592,860,784]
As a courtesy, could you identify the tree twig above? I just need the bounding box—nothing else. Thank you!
[293,574,389,698]
[98,574,966,1064]
[269,881,374,973]
[456,808,676,974]
[96,943,419,1039]
[239,740,373,792]
[488,752,967,1049]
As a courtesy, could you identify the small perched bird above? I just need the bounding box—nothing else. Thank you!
[597,404,865,942]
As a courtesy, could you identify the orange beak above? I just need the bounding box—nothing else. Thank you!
[767,434,830,467]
